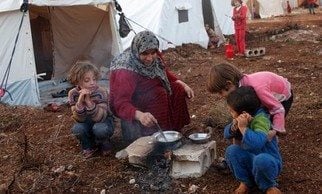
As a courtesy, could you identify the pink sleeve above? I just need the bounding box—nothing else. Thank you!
[255,86,286,133]
[109,70,137,121]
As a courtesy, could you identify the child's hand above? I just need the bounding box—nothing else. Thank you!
[267,130,277,141]
[77,91,86,105]
[84,94,95,108]
[236,113,251,134]
[79,89,94,108]
[230,119,238,132]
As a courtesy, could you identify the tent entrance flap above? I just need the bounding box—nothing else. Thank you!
[202,0,214,29]
[30,6,54,81]
[29,5,117,81]
[0,1,122,106]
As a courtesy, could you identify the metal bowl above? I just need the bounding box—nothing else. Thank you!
[189,133,211,144]
[153,131,183,143]
[152,130,183,150]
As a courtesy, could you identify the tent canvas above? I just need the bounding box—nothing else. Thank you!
[211,0,234,35]
[298,0,320,6]
[0,0,122,106]
[245,0,285,19]
[117,0,226,50]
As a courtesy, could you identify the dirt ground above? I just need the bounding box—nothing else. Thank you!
[1,9,321,193]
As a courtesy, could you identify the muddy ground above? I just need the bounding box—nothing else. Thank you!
[1,9,321,193]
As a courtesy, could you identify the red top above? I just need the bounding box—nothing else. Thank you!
[307,0,316,4]
[109,68,190,131]
[233,5,248,30]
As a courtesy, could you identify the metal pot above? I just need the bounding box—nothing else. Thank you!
[152,131,183,150]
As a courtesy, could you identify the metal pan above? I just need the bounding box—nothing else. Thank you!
[188,133,211,144]
[152,130,183,150]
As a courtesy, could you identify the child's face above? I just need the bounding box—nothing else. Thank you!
[228,105,239,119]
[234,0,241,7]
[78,71,97,92]
[218,84,236,98]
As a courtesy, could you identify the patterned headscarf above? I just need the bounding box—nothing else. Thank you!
[110,31,171,94]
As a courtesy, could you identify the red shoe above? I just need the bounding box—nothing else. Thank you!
[82,148,98,159]
[44,103,61,112]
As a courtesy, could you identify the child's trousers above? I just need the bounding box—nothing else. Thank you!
[71,116,114,150]
[225,144,282,191]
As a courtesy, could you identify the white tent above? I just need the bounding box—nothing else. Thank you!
[0,0,122,106]
[117,0,226,50]
[212,0,234,35]
[245,0,285,19]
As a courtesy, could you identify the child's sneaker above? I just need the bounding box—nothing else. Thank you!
[82,148,97,159]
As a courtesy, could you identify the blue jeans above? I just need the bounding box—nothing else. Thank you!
[225,144,282,191]
[71,116,114,150]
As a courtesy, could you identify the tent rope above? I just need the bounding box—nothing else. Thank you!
[123,16,175,46]
[0,0,28,101]
[113,0,174,46]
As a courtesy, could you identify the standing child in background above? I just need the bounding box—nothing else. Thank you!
[224,86,282,194]
[286,1,292,14]
[231,0,247,56]
[307,0,317,14]
[207,63,293,137]
[68,61,114,158]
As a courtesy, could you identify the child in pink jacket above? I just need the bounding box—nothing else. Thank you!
[207,62,293,136]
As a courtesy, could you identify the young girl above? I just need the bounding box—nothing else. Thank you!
[224,86,282,194]
[207,62,293,137]
[68,61,114,158]
[232,0,247,56]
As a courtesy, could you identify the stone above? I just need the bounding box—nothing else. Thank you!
[100,189,106,194]
[129,178,135,184]
[245,47,265,58]
[66,164,74,171]
[115,149,128,160]
[0,184,7,194]
[188,184,199,193]
[52,165,65,174]
[125,136,156,166]
[170,141,216,178]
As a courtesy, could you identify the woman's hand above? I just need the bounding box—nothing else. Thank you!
[175,80,195,99]
[236,112,252,134]
[135,111,158,127]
